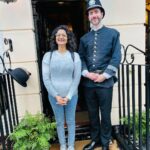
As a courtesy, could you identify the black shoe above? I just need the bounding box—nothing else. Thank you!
[102,146,109,150]
[83,141,101,150]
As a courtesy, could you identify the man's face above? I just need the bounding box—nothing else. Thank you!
[88,8,103,26]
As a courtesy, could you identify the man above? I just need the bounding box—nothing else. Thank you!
[78,0,121,150]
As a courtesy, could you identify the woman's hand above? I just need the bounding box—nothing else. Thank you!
[63,97,69,104]
[55,96,67,105]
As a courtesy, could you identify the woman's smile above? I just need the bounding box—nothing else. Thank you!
[56,29,68,46]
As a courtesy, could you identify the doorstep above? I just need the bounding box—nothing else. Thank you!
[50,140,120,150]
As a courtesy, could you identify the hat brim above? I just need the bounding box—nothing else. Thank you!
[8,69,27,87]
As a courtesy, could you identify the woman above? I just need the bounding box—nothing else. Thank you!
[42,25,81,150]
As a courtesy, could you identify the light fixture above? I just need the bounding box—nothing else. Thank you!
[58,1,64,5]
[8,68,31,87]
[0,0,17,4]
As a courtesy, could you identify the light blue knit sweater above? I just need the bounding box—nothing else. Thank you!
[42,50,81,100]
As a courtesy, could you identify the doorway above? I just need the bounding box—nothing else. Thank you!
[32,0,90,130]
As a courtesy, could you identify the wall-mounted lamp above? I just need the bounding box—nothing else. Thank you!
[58,1,64,5]
[0,0,17,4]
[8,68,31,87]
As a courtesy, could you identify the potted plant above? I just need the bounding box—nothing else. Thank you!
[8,112,56,150]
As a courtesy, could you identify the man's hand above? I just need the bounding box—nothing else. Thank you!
[94,74,106,83]
[85,72,99,81]
[55,96,67,105]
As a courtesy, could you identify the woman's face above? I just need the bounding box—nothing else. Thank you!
[55,29,68,46]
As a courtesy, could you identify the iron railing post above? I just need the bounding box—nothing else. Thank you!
[0,38,18,149]
[146,65,150,150]
[116,44,148,150]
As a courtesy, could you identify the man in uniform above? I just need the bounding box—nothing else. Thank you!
[78,0,121,150]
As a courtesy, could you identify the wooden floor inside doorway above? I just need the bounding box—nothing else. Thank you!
[50,140,120,150]
[50,140,96,150]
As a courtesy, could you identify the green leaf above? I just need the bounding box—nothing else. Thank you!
[120,110,150,144]
[9,112,56,150]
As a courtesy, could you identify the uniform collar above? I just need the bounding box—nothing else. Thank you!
[91,23,103,31]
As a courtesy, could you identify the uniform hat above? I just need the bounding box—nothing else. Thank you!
[86,0,105,17]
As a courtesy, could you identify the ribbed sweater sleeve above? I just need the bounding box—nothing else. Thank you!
[66,53,81,100]
[42,52,58,98]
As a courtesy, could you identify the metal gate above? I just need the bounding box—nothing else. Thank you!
[114,44,150,150]
[0,38,19,150]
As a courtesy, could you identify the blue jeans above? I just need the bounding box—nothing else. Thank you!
[48,95,78,147]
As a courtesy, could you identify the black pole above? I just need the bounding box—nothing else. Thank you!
[146,65,150,150]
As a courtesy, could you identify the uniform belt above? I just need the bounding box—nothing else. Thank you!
[93,70,103,74]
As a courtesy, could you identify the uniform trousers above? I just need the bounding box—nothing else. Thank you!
[84,86,113,146]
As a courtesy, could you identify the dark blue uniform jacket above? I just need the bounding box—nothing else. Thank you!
[79,26,121,88]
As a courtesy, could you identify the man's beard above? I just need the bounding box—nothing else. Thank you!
[90,18,101,30]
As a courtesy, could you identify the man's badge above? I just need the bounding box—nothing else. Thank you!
[89,0,96,6]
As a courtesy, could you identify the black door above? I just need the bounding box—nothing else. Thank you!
[32,0,90,129]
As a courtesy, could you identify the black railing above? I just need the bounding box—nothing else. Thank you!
[0,38,18,150]
[114,44,150,150]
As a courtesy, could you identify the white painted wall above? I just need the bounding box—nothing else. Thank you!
[0,0,42,119]
[0,0,34,30]
[102,0,145,25]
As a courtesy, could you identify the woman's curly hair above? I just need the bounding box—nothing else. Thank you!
[50,25,77,52]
